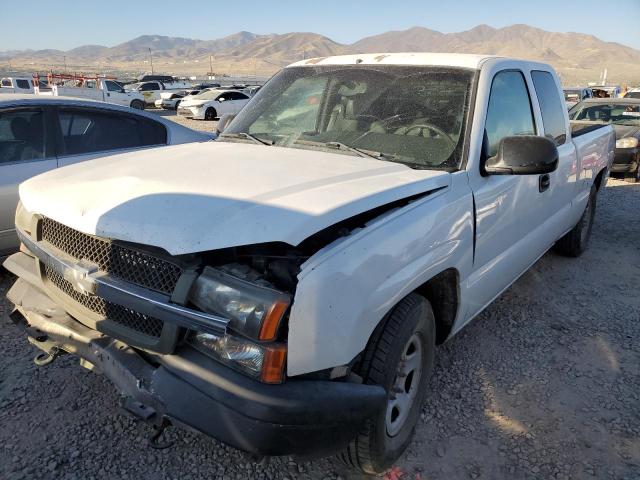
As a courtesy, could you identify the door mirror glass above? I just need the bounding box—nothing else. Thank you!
[483,135,558,175]
[218,97,226,102]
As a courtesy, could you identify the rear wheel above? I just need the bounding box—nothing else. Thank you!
[555,184,597,257]
[341,293,436,474]
[204,108,217,121]
[130,100,144,110]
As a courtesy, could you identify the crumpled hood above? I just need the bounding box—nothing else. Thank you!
[19,142,450,255]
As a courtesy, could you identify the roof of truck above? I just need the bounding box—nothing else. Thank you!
[287,52,501,69]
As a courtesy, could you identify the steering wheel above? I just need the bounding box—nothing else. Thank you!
[403,124,455,146]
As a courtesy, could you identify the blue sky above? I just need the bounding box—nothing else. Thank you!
[1,0,639,51]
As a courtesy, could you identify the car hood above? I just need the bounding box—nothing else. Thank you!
[180,99,207,107]
[19,142,450,255]
[612,124,640,139]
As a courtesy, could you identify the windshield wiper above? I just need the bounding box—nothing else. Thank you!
[294,139,394,160]
[219,132,273,146]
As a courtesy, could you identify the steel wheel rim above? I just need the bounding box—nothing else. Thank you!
[386,333,423,437]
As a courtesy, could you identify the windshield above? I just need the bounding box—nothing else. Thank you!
[222,65,476,170]
[564,90,582,102]
[625,91,640,99]
[193,89,222,100]
[569,103,640,126]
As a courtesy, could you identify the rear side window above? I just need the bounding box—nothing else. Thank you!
[0,109,46,164]
[16,79,31,90]
[1,79,11,87]
[57,108,167,156]
[485,71,536,157]
[531,71,567,145]
[140,83,158,92]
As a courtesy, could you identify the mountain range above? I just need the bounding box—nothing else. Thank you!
[2,25,640,84]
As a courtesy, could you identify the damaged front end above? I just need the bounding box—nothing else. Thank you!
[3,205,389,456]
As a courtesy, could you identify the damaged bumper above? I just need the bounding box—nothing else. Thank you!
[4,254,386,457]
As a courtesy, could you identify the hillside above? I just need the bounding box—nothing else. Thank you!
[3,25,640,84]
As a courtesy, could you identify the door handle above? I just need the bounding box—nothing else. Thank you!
[539,174,550,193]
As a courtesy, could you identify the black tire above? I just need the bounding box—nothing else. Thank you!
[555,184,597,257]
[341,293,436,474]
[204,108,217,121]
[174,100,181,111]
[130,100,144,110]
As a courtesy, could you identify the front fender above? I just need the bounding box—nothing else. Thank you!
[287,173,474,376]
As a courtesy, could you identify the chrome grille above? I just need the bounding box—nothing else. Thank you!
[41,218,182,295]
[45,265,165,338]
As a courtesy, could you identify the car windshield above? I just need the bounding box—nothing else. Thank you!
[625,91,640,99]
[569,103,640,126]
[194,89,222,100]
[222,65,476,170]
[564,90,582,101]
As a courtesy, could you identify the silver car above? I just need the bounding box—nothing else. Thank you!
[0,94,214,256]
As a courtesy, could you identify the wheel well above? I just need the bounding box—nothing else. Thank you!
[594,168,606,191]
[414,269,459,344]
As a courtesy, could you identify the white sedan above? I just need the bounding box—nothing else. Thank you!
[177,89,250,120]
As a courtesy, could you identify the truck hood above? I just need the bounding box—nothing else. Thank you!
[19,142,450,255]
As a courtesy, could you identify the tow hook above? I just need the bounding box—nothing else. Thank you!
[148,419,174,450]
[33,347,61,366]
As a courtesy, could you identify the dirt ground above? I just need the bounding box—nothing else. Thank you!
[0,125,638,479]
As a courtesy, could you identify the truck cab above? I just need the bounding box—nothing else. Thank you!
[0,77,35,94]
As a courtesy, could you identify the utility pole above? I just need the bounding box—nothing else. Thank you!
[148,48,154,74]
[63,55,67,73]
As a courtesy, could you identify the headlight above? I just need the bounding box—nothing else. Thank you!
[189,266,290,341]
[190,332,286,383]
[616,137,638,149]
[15,201,32,233]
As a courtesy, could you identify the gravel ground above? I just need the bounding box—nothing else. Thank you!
[0,151,638,478]
[149,107,219,134]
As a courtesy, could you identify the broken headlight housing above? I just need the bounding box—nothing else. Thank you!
[189,332,286,384]
[188,266,290,341]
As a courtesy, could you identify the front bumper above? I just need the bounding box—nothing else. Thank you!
[3,255,385,457]
[611,148,639,173]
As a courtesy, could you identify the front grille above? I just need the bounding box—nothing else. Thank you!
[45,265,165,338]
[41,218,182,295]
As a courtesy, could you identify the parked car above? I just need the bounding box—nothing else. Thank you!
[177,88,250,120]
[623,88,640,99]
[591,85,621,98]
[0,77,35,94]
[563,86,592,109]
[127,80,193,106]
[0,94,214,255]
[570,98,640,182]
[154,91,187,110]
[37,78,146,110]
[3,54,614,474]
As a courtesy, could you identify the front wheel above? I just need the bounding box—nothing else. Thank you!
[130,100,144,110]
[341,293,436,474]
[555,184,597,257]
[204,108,217,121]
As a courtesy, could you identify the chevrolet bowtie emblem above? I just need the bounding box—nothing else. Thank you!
[63,259,100,295]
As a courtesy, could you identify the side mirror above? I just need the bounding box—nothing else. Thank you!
[216,113,237,135]
[218,97,226,102]
[483,135,558,175]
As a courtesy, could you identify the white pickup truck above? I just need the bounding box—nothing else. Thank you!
[127,80,193,106]
[1,77,35,94]
[4,53,614,474]
[38,79,146,110]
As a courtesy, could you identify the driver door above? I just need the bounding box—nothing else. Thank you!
[465,69,555,316]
